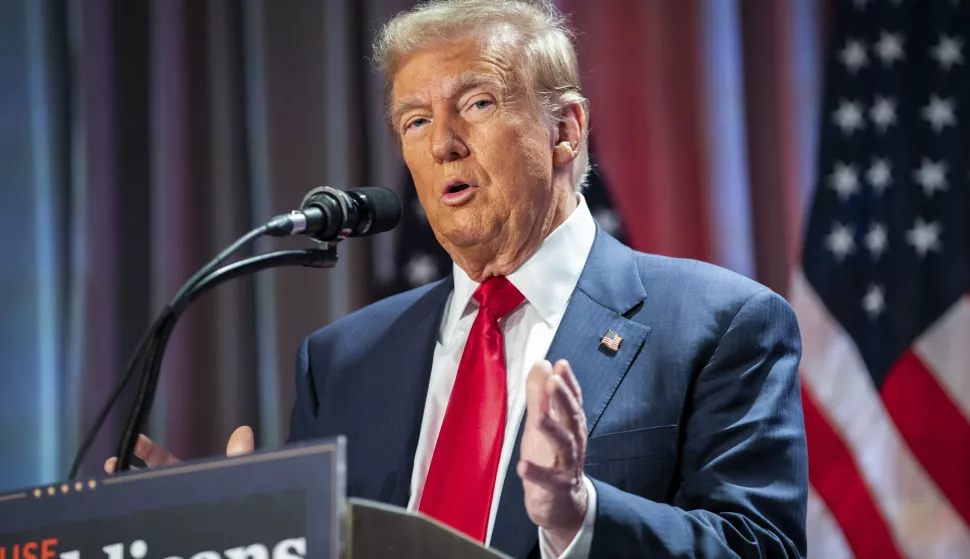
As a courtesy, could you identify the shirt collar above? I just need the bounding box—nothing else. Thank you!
[441,194,597,342]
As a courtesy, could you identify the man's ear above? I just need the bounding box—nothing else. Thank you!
[552,102,585,169]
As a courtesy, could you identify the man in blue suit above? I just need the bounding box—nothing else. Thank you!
[116,1,807,557]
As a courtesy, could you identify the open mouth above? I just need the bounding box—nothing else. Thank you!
[441,180,477,206]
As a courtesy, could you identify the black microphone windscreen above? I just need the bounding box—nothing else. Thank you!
[353,186,402,235]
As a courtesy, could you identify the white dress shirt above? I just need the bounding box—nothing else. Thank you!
[406,194,599,559]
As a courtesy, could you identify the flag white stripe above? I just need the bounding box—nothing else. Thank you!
[791,271,970,558]
[806,486,854,559]
[914,294,970,423]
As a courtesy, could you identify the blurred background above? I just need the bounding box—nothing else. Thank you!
[1,0,968,557]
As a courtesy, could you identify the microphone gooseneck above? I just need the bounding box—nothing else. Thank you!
[69,186,400,478]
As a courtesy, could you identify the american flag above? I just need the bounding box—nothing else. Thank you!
[790,1,970,557]
[600,329,622,352]
[382,149,626,297]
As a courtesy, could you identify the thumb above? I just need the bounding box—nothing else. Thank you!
[526,360,553,422]
[226,425,255,457]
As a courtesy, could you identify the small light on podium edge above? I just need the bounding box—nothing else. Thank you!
[31,481,93,498]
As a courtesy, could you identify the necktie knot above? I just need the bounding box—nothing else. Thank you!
[473,276,524,319]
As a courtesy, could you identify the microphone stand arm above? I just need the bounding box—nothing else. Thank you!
[190,248,338,302]
[97,247,337,475]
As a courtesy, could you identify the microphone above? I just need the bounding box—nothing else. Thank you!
[267,186,402,243]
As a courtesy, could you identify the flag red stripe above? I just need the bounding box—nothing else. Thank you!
[880,350,970,526]
[802,382,904,559]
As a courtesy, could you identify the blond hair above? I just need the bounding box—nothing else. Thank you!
[374,0,591,191]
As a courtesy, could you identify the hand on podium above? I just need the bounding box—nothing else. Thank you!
[104,425,255,473]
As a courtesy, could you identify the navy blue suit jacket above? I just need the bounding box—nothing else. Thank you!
[289,228,808,558]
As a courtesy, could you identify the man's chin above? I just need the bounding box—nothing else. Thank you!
[440,229,492,249]
[434,220,502,251]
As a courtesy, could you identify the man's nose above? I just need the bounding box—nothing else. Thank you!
[430,116,469,163]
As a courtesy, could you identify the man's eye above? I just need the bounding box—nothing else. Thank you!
[471,99,493,110]
[406,118,428,131]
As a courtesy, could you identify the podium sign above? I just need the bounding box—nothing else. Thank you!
[0,439,344,559]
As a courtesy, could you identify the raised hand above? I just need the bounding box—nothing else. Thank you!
[517,359,589,554]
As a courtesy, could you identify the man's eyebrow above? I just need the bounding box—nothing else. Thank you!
[449,72,505,97]
[391,98,427,124]
[391,72,506,123]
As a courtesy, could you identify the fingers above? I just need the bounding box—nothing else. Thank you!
[226,425,255,457]
[539,414,578,470]
[544,374,586,474]
[554,359,583,406]
[104,426,253,474]
[523,359,587,469]
[104,456,143,474]
[135,434,181,467]
[105,434,176,473]
[526,360,554,420]
[526,359,586,448]
[546,372,584,440]
[517,459,579,490]
[529,359,583,415]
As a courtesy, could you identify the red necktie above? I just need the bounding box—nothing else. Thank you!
[419,276,524,542]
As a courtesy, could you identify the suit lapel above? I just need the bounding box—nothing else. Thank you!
[490,229,650,558]
[348,277,453,508]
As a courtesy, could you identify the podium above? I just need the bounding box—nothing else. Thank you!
[0,438,510,559]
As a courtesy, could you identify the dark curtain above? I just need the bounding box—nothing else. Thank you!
[0,0,410,489]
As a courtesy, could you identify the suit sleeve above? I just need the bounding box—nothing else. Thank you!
[287,337,319,444]
[589,288,808,558]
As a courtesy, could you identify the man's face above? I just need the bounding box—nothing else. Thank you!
[391,35,559,257]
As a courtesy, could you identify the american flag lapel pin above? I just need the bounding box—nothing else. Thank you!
[600,328,623,352]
